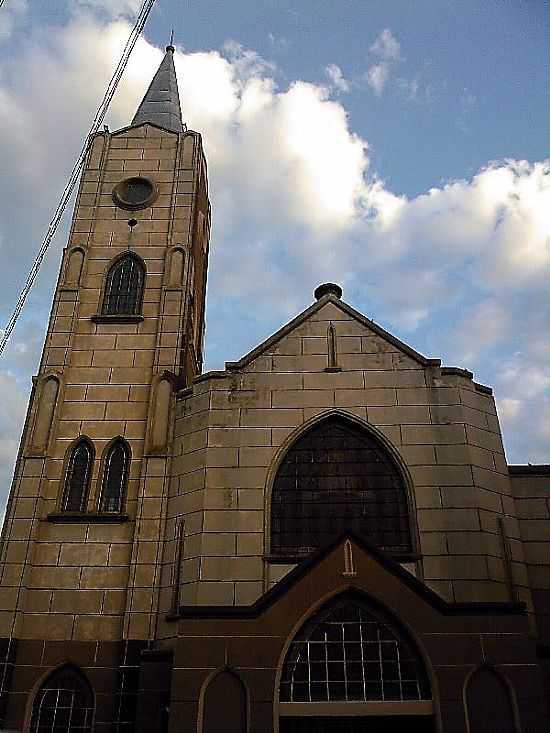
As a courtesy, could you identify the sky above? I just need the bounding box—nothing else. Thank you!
[0,0,549,506]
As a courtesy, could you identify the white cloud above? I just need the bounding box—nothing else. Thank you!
[367,63,390,96]
[325,64,351,93]
[369,28,401,61]
[72,0,143,18]
[366,29,402,96]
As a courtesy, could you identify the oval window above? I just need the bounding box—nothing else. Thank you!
[113,176,157,210]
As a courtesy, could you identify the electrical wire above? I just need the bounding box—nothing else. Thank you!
[0,0,158,357]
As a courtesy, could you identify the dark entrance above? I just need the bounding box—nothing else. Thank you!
[280,716,435,732]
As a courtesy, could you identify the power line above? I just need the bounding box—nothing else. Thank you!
[0,0,158,357]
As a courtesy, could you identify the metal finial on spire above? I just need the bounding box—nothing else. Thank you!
[166,29,175,53]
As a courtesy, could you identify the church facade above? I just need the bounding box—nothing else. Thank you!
[0,46,548,733]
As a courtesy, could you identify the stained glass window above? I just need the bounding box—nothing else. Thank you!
[99,440,129,513]
[62,440,93,513]
[271,418,411,556]
[102,254,145,316]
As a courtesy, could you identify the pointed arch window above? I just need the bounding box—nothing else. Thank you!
[99,439,130,513]
[62,439,94,513]
[30,664,94,733]
[102,253,145,316]
[271,417,412,558]
[280,596,430,704]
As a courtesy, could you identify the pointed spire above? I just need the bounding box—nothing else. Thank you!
[132,43,183,133]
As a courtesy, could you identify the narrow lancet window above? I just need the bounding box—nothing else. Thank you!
[327,322,339,370]
[62,440,94,513]
[102,253,145,316]
[99,439,130,513]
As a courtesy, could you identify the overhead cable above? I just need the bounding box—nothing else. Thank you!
[0,0,157,357]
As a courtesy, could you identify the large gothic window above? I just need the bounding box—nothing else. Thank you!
[280,597,430,704]
[99,439,130,513]
[30,664,94,733]
[61,439,94,513]
[271,418,412,557]
[102,253,145,316]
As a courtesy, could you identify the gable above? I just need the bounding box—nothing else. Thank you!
[225,294,441,374]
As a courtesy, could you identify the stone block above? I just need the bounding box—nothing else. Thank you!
[59,543,110,567]
[73,615,122,641]
[205,466,266,489]
[368,405,431,425]
[399,444,436,465]
[466,425,504,453]
[272,390,334,408]
[201,533,236,556]
[336,388,396,407]
[52,590,103,614]
[411,465,474,487]
[80,566,129,589]
[29,566,81,590]
[414,486,441,508]
[423,555,489,580]
[234,581,263,605]
[201,556,263,582]
[459,388,497,415]
[402,424,466,445]
[237,533,264,555]
[472,466,510,494]
[516,498,549,519]
[365,370,426,388]
[195,582,234,605]
[20,613,74,640]
[240,408,302,428]
[238,446,276,467]
[303,371,364,390]
[452,579,508,602]
[417,508,480,532]
[204,510,263,533]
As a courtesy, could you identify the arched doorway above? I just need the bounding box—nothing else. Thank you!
[279,595,434,732]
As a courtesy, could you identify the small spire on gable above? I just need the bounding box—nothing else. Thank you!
[131,43,184,133]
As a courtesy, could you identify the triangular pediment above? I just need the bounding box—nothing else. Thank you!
[225,293,441,372]
[178,531,524,619]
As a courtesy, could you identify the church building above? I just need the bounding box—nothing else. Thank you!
[0,45,548,733]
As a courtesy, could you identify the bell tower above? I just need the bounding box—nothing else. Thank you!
[0,40,210,695]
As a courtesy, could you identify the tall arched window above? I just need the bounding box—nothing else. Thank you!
[30,664,94,733]
[271,417,412,557]
[99,439,130,513]
[102,253,145,316]
[62,439,94,513]
[466,666,518,732]
[280,597,430,705]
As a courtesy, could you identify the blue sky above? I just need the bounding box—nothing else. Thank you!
[0,0,548,505]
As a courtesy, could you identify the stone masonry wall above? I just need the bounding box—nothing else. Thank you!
[0,124,208,643]
[159,297,531,622]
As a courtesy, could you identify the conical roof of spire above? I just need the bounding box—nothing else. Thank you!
[132,44,183,133]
